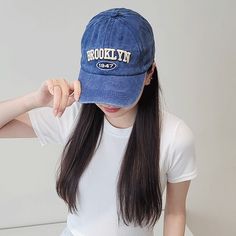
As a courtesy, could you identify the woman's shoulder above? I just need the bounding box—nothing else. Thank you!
[28,101,82,146]
[64,101,82,120]
[161,109,183,134]
[162,109,182,127]
[160,109,195,149]
[61,101,82,133]
[160,109,198,183]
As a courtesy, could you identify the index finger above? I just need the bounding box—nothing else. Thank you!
[68,80,81,101]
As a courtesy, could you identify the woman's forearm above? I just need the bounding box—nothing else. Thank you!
[0,91,38,129]
[163,212,186,236]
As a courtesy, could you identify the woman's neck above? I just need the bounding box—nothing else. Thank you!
[105,104,138,129]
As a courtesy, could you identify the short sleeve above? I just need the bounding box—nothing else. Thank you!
[167,119,198,183]
[28,102,81,146]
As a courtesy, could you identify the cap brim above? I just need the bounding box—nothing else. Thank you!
[78,69,146,107]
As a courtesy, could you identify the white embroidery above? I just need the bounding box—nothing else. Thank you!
[96,61,117,71]
[87,48,131,63]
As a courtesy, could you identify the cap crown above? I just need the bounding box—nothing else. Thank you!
[80,8,155,76]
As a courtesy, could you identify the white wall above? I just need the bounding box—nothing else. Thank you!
[0,0,235,235]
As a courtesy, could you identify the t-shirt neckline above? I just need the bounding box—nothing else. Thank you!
[103,115,133,138]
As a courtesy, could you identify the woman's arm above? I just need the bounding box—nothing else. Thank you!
[0,93,38,138]
[163,180,191,236]
[0,79,80,138]
[0,92,38,130]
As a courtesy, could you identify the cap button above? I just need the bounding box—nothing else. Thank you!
[110,10,121,18]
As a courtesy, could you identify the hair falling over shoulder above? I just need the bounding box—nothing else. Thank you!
[56,66,164,228]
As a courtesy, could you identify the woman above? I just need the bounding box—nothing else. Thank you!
[0,8,198,236]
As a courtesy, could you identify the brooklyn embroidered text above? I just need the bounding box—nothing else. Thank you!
[87,48,131,63]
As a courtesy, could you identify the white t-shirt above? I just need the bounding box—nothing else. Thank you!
[28,102,198,236]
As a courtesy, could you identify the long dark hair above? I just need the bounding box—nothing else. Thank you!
[56,66,164,228]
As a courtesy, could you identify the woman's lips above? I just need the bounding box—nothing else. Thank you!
[102,106,121,113]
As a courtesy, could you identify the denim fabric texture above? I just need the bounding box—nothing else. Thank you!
[78,8,155,107]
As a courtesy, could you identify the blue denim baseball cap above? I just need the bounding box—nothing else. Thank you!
[78,8,155,107]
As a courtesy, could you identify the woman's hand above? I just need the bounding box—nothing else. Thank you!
[34,79,81,117]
